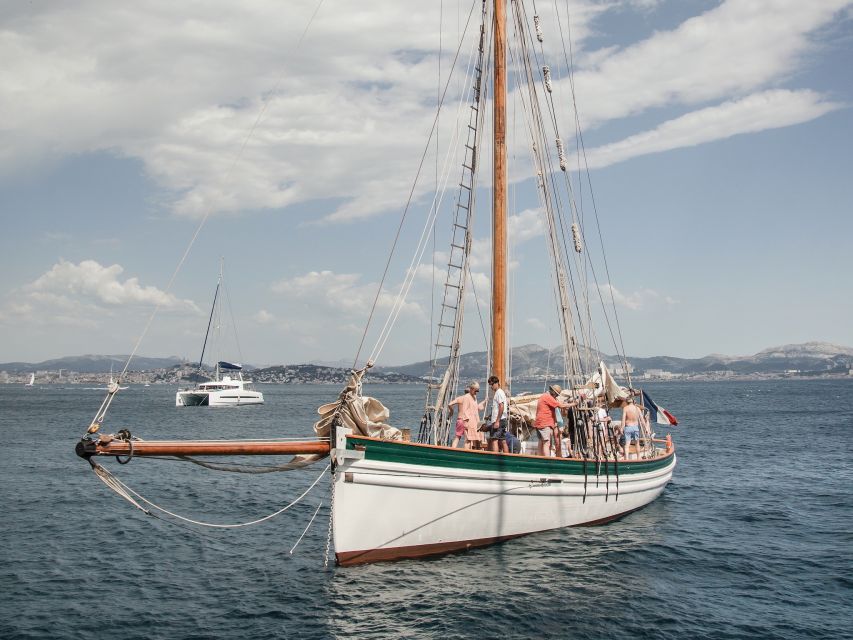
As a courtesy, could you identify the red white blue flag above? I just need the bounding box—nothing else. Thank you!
[642,391,678,426]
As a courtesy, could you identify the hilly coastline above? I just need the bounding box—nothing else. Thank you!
[1,341,851,384]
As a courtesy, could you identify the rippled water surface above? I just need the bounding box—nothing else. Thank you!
[1,380,851,639]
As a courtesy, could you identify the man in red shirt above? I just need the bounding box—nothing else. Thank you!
[534,384,577,457]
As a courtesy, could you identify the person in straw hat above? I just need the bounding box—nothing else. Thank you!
[534,383,577,457]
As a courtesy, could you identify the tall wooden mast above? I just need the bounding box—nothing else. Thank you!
[491,0,507,384]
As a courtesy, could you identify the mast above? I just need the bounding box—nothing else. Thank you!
[492,0,507,384]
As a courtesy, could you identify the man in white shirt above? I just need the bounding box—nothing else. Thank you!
[485,375,508,453]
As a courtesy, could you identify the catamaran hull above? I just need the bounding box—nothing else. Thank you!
[175,391,264,407]
[332,434,675,566]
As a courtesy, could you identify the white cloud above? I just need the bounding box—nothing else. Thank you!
[0,260,198,333]
[568,0,851,126]
[509,208,546,245]
[584,90,841,168]
[271,269,422,317]
[1,0,848,224]
[597,283,677,310]
[25,260,196,309]
[254,309,274,324]
[526,317,547,331]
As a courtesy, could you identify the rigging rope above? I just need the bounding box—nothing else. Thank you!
[92,461,329,528]
[289,502,323,555]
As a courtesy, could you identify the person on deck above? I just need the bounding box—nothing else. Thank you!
[593,397,612,455]
[620,396,647,459]
[485,375,508,453]
[505,425,522,454]
[534,384,577,457]
[448,382,485,449]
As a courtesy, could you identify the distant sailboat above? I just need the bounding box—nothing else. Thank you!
[25,373,35,387]
[175,260,263,407]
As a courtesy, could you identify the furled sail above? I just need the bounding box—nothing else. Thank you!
[314,366,401,444]
[587,361,630,405]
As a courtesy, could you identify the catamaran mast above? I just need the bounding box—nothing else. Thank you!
[492,0,507,384]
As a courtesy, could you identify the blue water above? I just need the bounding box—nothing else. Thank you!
[1,380,851,639]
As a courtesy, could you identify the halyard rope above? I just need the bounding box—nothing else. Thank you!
[92,462,329,528]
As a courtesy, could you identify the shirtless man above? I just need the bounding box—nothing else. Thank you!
[621,396,646,459]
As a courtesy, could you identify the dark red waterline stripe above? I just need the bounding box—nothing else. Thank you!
[336,505,643,566]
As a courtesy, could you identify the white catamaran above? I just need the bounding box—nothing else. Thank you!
[78,0,676,566]
[174,262,263,407]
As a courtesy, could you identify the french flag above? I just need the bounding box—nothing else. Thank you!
[642,391,678,426]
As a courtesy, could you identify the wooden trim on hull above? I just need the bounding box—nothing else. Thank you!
[335,503,644,567]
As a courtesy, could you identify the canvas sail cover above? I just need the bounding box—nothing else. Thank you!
[589,361,630,405]
[313,367,402,443]
[218,361,242,370]
[508,361,629,427]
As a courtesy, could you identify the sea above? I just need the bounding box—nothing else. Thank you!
[1,379,850,639]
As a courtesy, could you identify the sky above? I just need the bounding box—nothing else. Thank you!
[1,0,852,367]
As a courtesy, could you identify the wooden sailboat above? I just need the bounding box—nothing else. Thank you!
[76,0,676,566]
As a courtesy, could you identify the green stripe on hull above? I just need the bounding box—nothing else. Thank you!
[347,436,674,475]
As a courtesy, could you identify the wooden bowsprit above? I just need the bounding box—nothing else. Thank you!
[75,435,331,460]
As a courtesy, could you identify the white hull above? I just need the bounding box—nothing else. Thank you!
[175,389,264,407]
[332,430,675,565]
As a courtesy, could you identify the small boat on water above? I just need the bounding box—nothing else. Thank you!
[77,0,676,566]
[176,361,263,407]
[175,260,264,408]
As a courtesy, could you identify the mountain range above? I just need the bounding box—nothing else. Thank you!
[1,342,851,378]
[376,341,853,378]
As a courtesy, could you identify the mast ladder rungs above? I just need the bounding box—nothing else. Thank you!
[456,203,469,212]
[447,262,463,270]
[444,282,460,289]
[452,222,468,230]
[441,302,458,310]
[462,163,475,172]
[459,182,472,191]
[434,343,453,349]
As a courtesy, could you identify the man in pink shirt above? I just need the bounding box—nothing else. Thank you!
[534,384,577,457]
[448,381,485,449]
